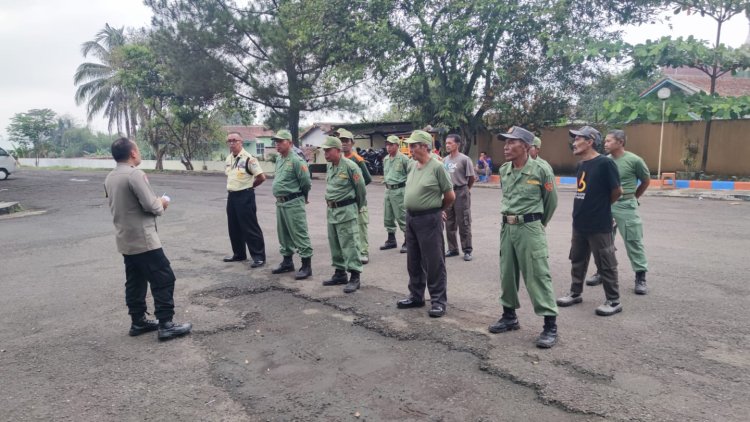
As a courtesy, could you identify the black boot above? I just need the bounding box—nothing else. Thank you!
[157,320,193,341]
[322,269,348,286]
[380,233,397,250]
[536,316,558,348]
[295,257,312,280]
[634,271,648,295]
[271,256,295,274]
[343,271,360,293]
[400,242,407,253]
[129,315,159,336]
[488,307,520,333]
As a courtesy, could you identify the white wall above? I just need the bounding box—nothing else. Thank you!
[19,158,276,174]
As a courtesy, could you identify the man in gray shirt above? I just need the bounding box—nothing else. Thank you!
[104,137,192,341]
[442,134,476,261]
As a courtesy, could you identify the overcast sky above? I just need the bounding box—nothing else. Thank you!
[0,0,748,149]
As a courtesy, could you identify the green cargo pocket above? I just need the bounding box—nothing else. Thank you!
[532,249,548,260]
[624,221,642,242]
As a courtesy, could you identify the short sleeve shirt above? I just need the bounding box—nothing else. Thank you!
[225,149,263,191]
[443,153,475,186]
[573,155,621,233]
[404,158,453,211]
[612,151,649,195]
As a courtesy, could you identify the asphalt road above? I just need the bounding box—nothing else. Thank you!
[1,168,748,421]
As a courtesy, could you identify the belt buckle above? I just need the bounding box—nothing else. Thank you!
[506,215,518,224]
[327,200,335,208]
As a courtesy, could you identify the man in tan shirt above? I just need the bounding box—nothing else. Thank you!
[104,137,192,341]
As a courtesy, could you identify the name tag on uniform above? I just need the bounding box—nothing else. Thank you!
[527,179,540,185]
[338,174,348,180]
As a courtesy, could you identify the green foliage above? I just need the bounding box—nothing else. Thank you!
[576,70,662,123]
[602,92,750,123]
[6,109,58,165]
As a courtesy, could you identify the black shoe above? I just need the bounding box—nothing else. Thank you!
[396,297,425,309]
[322,269,348,286]
[400,243,407,254]
[157,321,192,341]
[271,256,295,274]
[428,303,446,318]
[488,315,520,334]
[445,250,459,257]
[634,271,648,295]
[129,317,159,336]
[536,326,558,348]
[223,255,246,262]
[380,233,397,250]
[343,271,360,293]
[250,259,265,268]
[585,273,602,286]
[295,257,312,280]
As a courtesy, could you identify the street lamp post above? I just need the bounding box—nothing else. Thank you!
[656,87,671,179]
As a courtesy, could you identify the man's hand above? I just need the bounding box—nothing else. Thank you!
[441,210,447,221]
[160,197,170,210]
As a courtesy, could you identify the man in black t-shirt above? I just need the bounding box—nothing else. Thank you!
[557,126,624,316]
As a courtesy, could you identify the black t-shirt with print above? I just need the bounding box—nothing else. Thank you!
[572,155,621,233]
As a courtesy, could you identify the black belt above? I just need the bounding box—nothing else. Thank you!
[619,193,635,201]
[453,184,467,190]
[502,213,543,225]
[386,181,406,189]
[326,198,357,209]
[228,187,254,194]
[276,192,304,203]
[407,207,442,217]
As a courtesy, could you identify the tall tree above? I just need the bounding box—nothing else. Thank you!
[6,109,57,166]
[147,0,384,143]
[630,0,750,173]
[73,24,138,138]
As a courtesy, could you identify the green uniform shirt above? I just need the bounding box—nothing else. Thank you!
[611,151,649,195]
[272,153,311,198]
[383,152,410,185]
[500,158,557,226]
[325,157,367,223]
[345,151,372,185]
[404,157,453,212]
[534,156,554,175]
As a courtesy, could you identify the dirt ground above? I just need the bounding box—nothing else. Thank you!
[1,169,748,421]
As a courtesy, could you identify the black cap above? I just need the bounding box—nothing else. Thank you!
[498,126,534,144]
[569,126,602,145]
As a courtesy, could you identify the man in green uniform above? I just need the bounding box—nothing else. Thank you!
[396,130,455,318]
[586,130,650,294]
[489,126,560,348]
[380,135,410,253]
[321,136,367,293]
[270,129,314,280]
[530,136,553,174]
[336,128,372,264]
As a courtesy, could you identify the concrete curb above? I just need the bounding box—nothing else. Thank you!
[0,201,22,215]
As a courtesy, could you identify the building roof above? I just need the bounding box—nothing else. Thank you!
[299,121,417,140]
[222,125,275,141]
[640,67,750,98]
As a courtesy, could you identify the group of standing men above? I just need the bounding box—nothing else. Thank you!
[104,123,650,349]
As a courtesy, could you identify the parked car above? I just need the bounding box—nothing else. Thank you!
[0,147,17,180]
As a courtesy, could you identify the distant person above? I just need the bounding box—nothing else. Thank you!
[557,126,623,317]
[586,130,651,294]
[442,134,476,261]
[223,132,266,268]
[530,137,553,174]
[380,135,410,253]
[104,137,192,341]
[475,152,492,182]
[336,128,372,265]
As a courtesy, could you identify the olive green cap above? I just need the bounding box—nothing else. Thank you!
[532,137,542,148]
[271,129,292,141]
[404,130,432,146]
[335,128,354,140]
[320,136,342,149]
[386,135,400,144]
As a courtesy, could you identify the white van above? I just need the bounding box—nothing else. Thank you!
[0,147,17,180]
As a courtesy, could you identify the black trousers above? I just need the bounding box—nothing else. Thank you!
[405,210,448,306]
[227,189,265,261]
[123,248,175,321]
[569,229,620,301]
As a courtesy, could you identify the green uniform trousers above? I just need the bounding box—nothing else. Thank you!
[328,215,363,273]
[357,206,369,257]
[499,221,558,316]
[383,187,406,234]
[611,198,648,272]
[276,197,313,258]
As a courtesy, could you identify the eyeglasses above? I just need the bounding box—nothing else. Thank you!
[226,139,241,144]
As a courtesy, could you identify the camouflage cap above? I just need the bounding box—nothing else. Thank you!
[532,136,542,148]
[404,130,433,146]
[320,136,342,150]
[569,126,602,145]
[386,135,400,144]
[271,129,292,141]
[335,128,354,140]
[498,126,534,144]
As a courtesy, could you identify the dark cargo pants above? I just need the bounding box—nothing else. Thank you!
[405,209,447,306]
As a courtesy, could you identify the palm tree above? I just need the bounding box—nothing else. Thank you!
[74,24,137,138]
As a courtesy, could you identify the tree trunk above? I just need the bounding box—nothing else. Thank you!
[701,17,724,174]
[155,149,166,170]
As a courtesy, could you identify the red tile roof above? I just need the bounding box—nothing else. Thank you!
[223,125,275,141]
[660,67,750,96]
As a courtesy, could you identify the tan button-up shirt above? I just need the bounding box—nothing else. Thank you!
[225,148,263,191]
[104,163,164,255]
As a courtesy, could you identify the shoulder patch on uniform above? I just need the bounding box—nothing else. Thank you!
[544,182,554,192]
[301,165,308,172]
[527,179,540,185]
[353,173,360,182]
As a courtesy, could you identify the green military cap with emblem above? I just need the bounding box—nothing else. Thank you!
[404,130,433,145]
[320,136,343,149]
[532,137,542,148]
[386,135,400,144]
[272,129,293,141]
[335,128,354,139]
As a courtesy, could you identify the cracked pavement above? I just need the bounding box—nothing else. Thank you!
[1,169,748,421]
